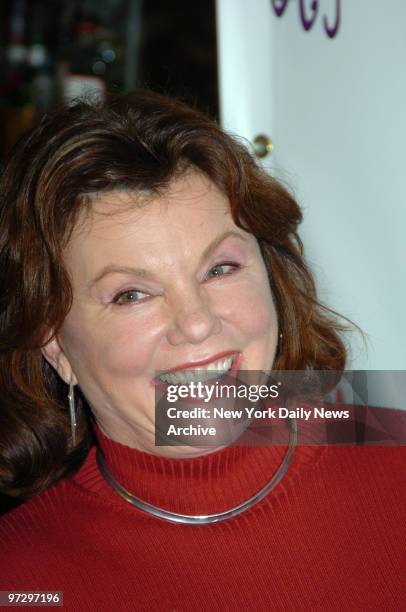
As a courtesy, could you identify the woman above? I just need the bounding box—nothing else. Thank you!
[0,91,404,610]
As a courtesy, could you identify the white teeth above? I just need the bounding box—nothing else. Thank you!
[185,371,194,383]
[159,356,234,384]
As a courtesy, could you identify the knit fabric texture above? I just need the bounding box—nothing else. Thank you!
[0,411,405,611]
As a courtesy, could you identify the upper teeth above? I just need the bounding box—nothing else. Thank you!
[159,356,234,384]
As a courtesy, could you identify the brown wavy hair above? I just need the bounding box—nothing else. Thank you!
[0,90,348,500]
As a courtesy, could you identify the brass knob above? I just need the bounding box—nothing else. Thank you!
[253,134,274,158]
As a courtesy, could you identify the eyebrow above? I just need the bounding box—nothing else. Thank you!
[88,230,248,288]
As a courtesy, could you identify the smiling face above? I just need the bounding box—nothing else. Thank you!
[43,171,279,456]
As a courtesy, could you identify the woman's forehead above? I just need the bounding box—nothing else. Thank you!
[61,172,255,293]
[68,171,233,242]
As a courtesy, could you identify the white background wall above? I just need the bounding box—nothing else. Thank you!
[216,0,406,372]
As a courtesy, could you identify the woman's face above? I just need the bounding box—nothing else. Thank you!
[43,171,279,456]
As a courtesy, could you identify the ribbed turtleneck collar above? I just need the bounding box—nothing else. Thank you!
[71,419,318,517]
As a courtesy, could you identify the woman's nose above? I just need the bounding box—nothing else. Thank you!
[166,286,222,346]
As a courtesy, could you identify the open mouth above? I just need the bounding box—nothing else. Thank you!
[155,352,240,386]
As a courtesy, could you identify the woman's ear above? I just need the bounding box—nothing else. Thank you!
[41,336,78,385]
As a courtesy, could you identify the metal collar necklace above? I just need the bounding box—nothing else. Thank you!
[96,418,297,525]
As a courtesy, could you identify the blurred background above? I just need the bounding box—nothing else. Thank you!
[0,0,219,158]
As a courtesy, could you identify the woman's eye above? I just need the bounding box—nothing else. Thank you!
[206,263,240,279]
[113,289,149,305]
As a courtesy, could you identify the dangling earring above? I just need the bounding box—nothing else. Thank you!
[68,382,77,445]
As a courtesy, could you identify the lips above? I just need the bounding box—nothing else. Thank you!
[163,350,239,373]
[152,350,242,386]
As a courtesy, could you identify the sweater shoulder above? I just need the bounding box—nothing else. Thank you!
[320,438,406,472]
[0,479,76,584]
[317,443,406,509]
[0,478,75,543]
[0,447,105,540]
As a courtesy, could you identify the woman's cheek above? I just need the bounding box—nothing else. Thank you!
[96,311,165,377]
[226,279,276,337]
[95,328,155,377]
[60,314,150,379]
[243,299,276,337]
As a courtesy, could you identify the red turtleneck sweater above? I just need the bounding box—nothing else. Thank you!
[0,413,405,611]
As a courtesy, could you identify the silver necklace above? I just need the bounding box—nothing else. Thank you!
[96,418,297,525]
